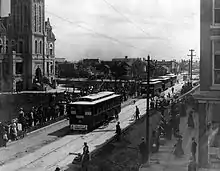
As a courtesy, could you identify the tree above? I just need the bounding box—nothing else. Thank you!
[110,61,127,90]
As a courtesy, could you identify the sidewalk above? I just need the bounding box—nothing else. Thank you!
[140,108,220,171]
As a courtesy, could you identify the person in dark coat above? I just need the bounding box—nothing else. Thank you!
[115,122,121,141]
[173,137,184,157]
[135,106,140,120]
[138,137,147,164]
[191,137,197,161]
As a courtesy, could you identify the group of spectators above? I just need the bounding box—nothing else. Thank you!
[181,82,193,95]
[0,93,70,147]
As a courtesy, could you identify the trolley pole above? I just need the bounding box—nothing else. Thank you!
[146,55,150,163]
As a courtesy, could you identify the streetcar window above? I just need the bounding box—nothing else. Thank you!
[77,106,84,115]
[71,107,76,115]
[85,107,92,116]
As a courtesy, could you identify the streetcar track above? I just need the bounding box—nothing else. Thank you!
[11,83,184,171]
[15,100,144,171]
[46,100,147,170]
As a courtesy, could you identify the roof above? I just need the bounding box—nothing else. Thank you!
[158,76,170,80]
[142,81,162,85]
[79,91,115,101]
[70,94,120,105]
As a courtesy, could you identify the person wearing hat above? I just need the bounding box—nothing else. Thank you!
[138,137,147,164]
[83,142,89,155]
[115,122,121,141]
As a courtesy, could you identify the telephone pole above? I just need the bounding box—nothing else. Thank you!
[146,55,150,163]
[187,49,196,81]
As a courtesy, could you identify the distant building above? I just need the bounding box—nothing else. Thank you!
[193,0,220,168]
[0,0,56,92]
[156,60,179,74]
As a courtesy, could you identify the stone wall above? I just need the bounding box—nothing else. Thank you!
[0,92,64,123]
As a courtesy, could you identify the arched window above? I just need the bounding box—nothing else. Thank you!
[34,4,37,32]
[39,6,42,32]
[49,43,53,55]
[39,41,42,54]
[35,40,38,54]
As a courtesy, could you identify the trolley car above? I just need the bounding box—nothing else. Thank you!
[141,80,163,97]
[157,76,171,90]
[166,74,177,86]
[67,91,121,131]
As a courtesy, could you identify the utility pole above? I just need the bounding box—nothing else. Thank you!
[146,55,150,163]
[187,49,196,81]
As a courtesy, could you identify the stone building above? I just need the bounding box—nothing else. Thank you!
[0,0,56,91]
[194,0,220,168]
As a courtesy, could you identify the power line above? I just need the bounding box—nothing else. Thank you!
[101,0,151,38]
[45,10,149,53]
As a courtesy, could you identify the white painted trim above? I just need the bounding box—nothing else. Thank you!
[210,36,220,40]
[213,0,215,25]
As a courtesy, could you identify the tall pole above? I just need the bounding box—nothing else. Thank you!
[187,49,196,81]
[146,55,150,163]
[188,59,190,80]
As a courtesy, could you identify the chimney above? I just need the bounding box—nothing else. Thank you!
[125,56,128,59]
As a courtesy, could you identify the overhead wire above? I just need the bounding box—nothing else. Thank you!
[101,0,151,38]
[45,10,149,54]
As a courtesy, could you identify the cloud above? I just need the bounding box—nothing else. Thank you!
[45,0,200,61]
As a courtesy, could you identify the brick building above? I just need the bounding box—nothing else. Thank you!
[194,0,220,168]
[0,0,56,91]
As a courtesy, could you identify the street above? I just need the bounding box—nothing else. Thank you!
[0,80,184,171]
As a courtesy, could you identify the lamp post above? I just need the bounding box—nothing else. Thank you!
[146,55,150,163]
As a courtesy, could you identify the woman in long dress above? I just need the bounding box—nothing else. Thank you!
[173,137,184,157]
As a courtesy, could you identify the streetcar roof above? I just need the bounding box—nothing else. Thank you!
[142,81,162,85]
[70,94,120,105]
[80,91,115,101]
[157,76,170,80]
[150,79,161,82]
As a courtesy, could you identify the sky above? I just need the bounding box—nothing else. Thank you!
[2,0,200,61]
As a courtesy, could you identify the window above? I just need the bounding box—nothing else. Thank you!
[34,4,37,32]
[213,0,220,24]
[49,43,53,55]
[18,41,23,53]
[16,62,23,74]
[47,62,50,75]
[39,41,42,54]
[0,39,2,53]
[213,40,220,84]
[35,40,38,54]
[39,6,42,32]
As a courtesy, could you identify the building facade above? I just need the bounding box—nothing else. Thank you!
[194,0,220,168]
[0,0,56,92]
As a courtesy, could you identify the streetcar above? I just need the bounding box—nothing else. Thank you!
[141,80,163,97]
[166,74,177,86]
[67,91,121,131]
[157,76,171,90]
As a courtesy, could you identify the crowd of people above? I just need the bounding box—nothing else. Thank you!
[0,92,73,147]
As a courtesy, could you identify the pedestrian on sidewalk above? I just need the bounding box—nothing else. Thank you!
[115,122,121,141]
[135,106,140,120]
[191,137,197,162]
[138,137,147,164]
[173,137,184,158]
[188,157,197,171]
[172,87,174,94]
